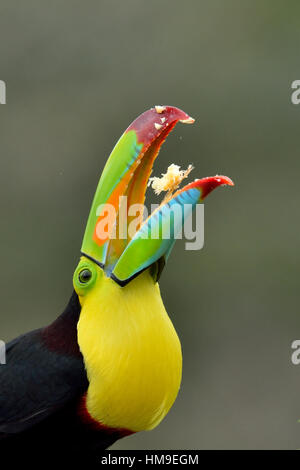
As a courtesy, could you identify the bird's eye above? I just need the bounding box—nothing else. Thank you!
[78,269,93,284]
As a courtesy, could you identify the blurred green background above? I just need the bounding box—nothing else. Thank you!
[0,0,299,450]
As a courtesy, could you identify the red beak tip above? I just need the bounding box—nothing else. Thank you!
[215,175,234,187]
[187,175,234,200]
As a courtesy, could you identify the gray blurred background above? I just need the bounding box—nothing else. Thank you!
[0,0,299,450]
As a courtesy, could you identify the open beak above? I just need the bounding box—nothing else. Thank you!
[81,106,234,285]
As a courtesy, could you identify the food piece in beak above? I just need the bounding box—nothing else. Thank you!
[148,163,194,199]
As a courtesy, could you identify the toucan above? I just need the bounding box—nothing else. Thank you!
[0,106,233,462]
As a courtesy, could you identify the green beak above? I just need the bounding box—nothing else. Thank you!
[81,106,233,285]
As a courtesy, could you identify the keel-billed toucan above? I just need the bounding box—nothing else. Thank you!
[0,106,233,461]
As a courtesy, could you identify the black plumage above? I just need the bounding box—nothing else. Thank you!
[0,291,122,464]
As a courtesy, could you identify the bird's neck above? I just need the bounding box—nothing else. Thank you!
[42,290,83,357]
[77,270,182,433]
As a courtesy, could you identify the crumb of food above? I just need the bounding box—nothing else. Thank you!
[148,163,194,196]
[179,117,195,124]
[154,122,163,130]
[155,105,166,114]
[161,117,166,123]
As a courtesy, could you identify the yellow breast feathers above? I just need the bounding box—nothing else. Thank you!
[77,267,182,432]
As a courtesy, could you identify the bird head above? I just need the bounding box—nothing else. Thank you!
[73,105,234,298]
